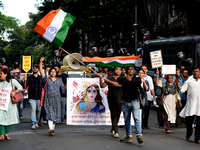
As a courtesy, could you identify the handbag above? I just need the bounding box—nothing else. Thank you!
[137,86,146,109]
[11,79,24,104]
[40,78,49,107]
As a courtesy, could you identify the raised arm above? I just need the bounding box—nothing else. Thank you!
[39,57,45,78]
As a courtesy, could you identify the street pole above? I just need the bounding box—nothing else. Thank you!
[135,0,137,56]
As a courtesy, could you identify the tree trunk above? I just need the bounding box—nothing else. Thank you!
[142,0,157,39]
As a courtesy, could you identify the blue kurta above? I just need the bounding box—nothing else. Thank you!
[44,78,65,123]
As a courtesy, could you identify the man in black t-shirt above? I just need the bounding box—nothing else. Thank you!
[54,64,69,123]
[118,67,143,144]
[99,67,123,138]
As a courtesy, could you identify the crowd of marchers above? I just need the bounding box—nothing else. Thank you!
[0,59,199,145]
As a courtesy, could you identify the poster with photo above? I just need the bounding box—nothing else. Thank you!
[67,78,130,125]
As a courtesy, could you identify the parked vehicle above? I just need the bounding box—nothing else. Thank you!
[142,35,200,70]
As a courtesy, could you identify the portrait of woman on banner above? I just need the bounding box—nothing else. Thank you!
[75,84,105,113]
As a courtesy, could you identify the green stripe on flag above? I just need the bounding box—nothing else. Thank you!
[53,13,76,47]
[87,62,135,67]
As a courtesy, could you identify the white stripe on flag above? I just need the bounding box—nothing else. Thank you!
[43,10,67,42]
[102,59,136,64]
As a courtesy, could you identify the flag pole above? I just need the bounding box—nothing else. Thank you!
[59,47,100,76]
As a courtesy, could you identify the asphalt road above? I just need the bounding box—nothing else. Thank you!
[1,105,200,150]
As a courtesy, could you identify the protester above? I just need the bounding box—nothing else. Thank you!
[54,64,69,123]
[39,58,66,136]
[44,65,51,77]
[118,66,143,144]
[138,69,149,130]
[99,67,123,138]
[121,67,126,76]
[180,65,186,76]
[154,67,166,129]
[177,66,200,144]
[141,64,156,129]
[156,74,180,133]
[0,67,23,140]
[107,68,114,76]
[24,65,45,130]
[180,69,189,109]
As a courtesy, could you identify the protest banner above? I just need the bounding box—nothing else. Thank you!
[150,50,163,68]
[0,86,11,111]
[162,65,176,74]
[67,78,136,125]
[20,56,33,74]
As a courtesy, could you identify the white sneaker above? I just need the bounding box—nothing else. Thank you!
[35,123,39,128]
[113,133,119,138]
[31,125,36,130]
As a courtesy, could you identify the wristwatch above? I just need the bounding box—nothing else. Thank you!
[15,91,17,94]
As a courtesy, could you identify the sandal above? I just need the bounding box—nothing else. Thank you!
[166,130,172,134]
[5,134,11,140]
[0,135,4,141]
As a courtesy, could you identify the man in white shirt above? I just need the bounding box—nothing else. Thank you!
[141,64,156,129]
[177,66,200,144]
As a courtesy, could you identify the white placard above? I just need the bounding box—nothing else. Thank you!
[162,65,176,74]
[0,87,11,111]
[150,50,163,68]
[67,78,136,125]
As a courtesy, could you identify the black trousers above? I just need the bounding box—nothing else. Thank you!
[157,102,164,127]
[185,115,200,142]
[108,103,122,133]
[143,101,153,128]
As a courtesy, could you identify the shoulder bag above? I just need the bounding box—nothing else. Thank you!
[137,86,146,109]
[11,79,24,104]
[40,78,49,107]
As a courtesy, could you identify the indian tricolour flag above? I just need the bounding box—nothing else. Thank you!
[83,55,140,67]
[34,8,76,47]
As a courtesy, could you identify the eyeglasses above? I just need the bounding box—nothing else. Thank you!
[87,89,97,93]
[193,71,199,73]
[51,71,56,73]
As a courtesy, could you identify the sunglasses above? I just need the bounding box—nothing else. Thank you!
[51,71,56,73]
[115,67,121,70]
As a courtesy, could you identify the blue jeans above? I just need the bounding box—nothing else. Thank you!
[61,97,66,121]
[17,100,23,116]
[122,100,142,136]
[29,99,41,126]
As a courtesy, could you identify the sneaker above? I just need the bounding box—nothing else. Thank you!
[43,121,47,124]
[48,129,54,136]
[136,135,143,144]
[35,123,39,128]
[61,120,65,124]
[31,125,36,130]
[120,135,133,143]
[113,133,119,138]
[195,140,200,144]
[19,115,23,119]
[110,130,115,135]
